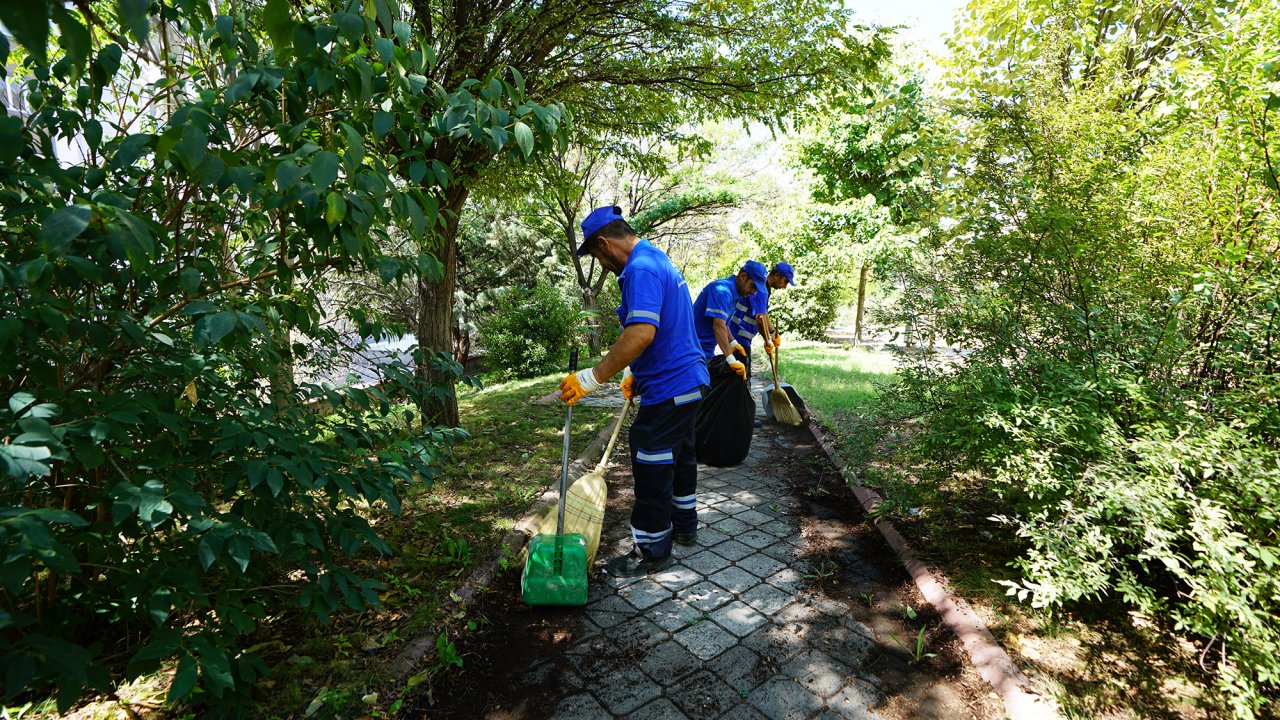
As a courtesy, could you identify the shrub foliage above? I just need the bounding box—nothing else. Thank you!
[0,0,564,713]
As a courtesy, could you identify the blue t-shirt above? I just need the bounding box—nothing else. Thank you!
[691,277,741,358]
[728,288,770,345]
[615,240,709,406]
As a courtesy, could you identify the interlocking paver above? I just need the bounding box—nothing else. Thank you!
[708,566,761,594]
[737,529,779,549]
[710,539,754,562]
[734,509,774,526]
[738,552,787,578]
[624,698,691,720]
[593,665,662,715]
[604,616,668,653]
[666,669,748,720]
[655,564,704,591]
[681,549,732,575]
[551,692,608,719]
[639,640,704,685]
[826,678,884,719]
[650,598,708,632]
[696,526,730,546]
[746,677,824,720]
[713,516,750,535]
[674,617,739,659]
[621,579,674,610]
[677,580,735,612]
[740,582,791,615]
[709,600,769,637]
[783,648,851,699]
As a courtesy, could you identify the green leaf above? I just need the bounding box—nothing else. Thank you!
[167,654,198,704]
[512,121,534,158]
[0,444,53,478]
[408,160,427,184]
[194,310,238,348]
[310,150,339,191]
[0,2,51,66]
[52,5,91,75]
[275,159,303,192]
[325,191,347,226]
[263,0,294,60]
[39,205,92,254]
[373,111,394,139]
[173,124,208,172]
[117,0,151,43]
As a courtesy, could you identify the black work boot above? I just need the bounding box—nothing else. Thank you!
[674,532,698,547]
[606,548,674,578]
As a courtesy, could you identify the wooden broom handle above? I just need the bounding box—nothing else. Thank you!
[594,398,633,473]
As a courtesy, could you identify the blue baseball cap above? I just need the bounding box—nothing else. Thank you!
[741,260,768,287]
[577,205,624,256]
[773,261,795,284]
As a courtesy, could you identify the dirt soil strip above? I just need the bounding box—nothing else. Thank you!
[805,419,1064,720]
[390,404,629,679]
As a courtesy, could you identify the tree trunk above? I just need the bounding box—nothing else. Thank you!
[854,262,870,347]
[416,186,469,427]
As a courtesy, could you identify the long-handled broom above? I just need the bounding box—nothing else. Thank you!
[563,397,633,566]
[762,318,803,426]
[766,345,804,425]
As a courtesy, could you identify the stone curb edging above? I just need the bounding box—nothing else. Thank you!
[805,418,1064,720]
[390,406,628,679]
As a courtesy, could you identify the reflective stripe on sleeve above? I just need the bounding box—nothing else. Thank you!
[626,309,661,324]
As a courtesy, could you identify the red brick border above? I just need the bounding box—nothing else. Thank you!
[806,419,1063,720]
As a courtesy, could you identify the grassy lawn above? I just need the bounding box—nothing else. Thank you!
[776,341,897,417]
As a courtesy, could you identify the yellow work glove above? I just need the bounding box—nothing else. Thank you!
[772,332,781,348]
[727,342,747,360]
[621,367,639,402]
[559,367,601,406]
[726,356,747,380]
[763,336,775,353]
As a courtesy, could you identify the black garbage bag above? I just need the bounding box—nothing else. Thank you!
[695,356,755,466]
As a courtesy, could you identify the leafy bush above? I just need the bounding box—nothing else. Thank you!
[478,281,582,379]
[886,9,1280,716]
[0,0,561,716]
[767,270,848,341]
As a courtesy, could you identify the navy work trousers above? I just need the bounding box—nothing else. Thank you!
[628,393,703,559]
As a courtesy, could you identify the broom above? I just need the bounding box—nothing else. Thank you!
[561,397,633,565]
[764,320,803,426]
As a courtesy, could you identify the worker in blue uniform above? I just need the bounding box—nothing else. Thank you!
[727,262,794,425]
[559,206,710,577]
[691,261,769,380]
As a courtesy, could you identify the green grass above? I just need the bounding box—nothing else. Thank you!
[776,341,897,418]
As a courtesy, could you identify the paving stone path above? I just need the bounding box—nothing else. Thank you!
[534,457,887,720]
[414,359,1005,720]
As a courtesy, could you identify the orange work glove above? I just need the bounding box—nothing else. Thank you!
[559,367,601,406]
[726,356,747,380]
[621,367,638,402]
[772,332,781,348]
[727,342,747,360]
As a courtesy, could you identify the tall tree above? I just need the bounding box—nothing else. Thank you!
[404,0,889,423]
[796,68,939,345]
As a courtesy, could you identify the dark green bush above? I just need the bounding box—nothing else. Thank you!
[767,270,848,341]
[0,1,562,716]
[478,281,582,379]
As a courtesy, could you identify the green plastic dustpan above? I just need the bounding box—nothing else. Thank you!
[522,350,589,606]
[522,532,588,605]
